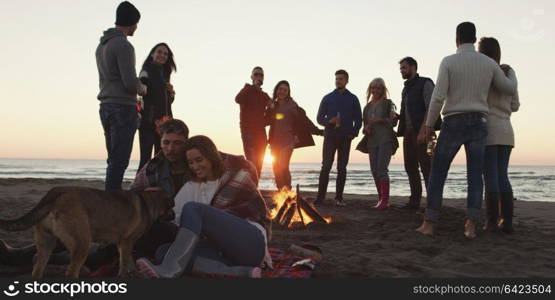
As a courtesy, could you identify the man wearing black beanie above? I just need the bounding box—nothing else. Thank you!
[96,1,147,191]
[116,1,141,28]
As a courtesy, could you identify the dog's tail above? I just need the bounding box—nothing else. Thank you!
[0,187,67,231]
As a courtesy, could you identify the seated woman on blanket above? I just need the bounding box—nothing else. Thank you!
[136,135,272,278]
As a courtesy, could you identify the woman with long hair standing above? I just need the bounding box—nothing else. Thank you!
[478,37,520,233]
[138,43,177,171]
[266,80,323,191]
[360,78,398,210]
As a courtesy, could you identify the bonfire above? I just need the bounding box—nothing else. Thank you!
[270,185,331,228]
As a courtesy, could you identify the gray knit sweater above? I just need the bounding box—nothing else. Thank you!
[426,44,517,127]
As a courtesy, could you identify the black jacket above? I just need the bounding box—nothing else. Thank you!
[139,64,173,127]
[266,100,323,149]
[397,75,441,136]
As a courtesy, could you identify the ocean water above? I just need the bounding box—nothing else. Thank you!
[0,158,553,202]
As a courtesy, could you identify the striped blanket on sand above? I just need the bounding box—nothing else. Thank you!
[87,248,314,278]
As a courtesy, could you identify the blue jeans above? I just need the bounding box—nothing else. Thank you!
[99,103,137,191]
[425,113,487,222]
[178,202,265,267]
[484,145,513,193]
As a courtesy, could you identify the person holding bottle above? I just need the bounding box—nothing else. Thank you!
[315,70,362,206]
[359,78,398,210]
[397,57,442,210]
[416,22,517,239]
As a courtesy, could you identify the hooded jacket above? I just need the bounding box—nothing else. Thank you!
[95,28,142,105]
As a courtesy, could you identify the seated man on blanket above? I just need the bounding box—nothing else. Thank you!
[0,119,262,277]
[137,135,272,278]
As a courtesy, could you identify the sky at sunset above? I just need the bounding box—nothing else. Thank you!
[0,0,553,166]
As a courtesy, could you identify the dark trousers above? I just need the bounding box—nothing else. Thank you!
[271,146,294,190]
[425,113,487,222]
[138,125,161,171]
[403,127,432,206]
[484,145,513,193]
[317,134,352,201]
[241,130,267,181]
[99,103,137,191]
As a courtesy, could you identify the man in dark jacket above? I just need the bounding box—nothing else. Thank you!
[397,57,441,209]
[315,70,362,206]
[235,66,272,182]
[96,1,147,191]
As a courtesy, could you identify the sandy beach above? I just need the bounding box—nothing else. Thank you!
[1,178,554,277]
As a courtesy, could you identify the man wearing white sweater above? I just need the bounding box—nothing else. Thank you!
[416,22,517,238]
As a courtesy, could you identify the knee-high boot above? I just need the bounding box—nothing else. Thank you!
[373,178,381,203]
[483,192,500,232]
[373,179,390,210]
[500,192,514,234]
[136,228,199,278]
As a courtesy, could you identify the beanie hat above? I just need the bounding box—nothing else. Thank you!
[115,1,141,26]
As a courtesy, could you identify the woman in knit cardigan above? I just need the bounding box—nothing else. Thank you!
[478,37,520,233]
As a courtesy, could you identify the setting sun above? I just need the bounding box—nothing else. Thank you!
[264,152,274,164]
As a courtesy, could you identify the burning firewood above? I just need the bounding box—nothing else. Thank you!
[296,196,328,224]
[280,203,297,227]
[271,185,329,228]
[275,196,292,223]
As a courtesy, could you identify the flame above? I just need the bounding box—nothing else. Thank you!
[271,187,331,228]
[270,187,296,219]
[271,187,321,228]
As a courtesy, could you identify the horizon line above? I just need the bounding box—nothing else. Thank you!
[1,157,554,168]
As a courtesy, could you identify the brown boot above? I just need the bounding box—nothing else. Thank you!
[483,192,500,232]
[500,192,514,234]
